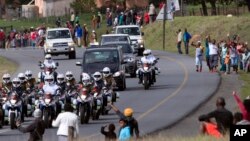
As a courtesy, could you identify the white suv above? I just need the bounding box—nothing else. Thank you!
[114,25,145,56]
[44,28,76,59]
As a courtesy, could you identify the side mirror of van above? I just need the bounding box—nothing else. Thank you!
[76,62,82,66]
[141,32,145,36]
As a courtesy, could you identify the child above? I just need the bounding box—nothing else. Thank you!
[192,41,204,72]
[224,50,231,74]
[101,123,117,141]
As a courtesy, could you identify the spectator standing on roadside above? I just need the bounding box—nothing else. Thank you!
[5,33,10,49]
[224,49,231,74]
[176,29,183,54]
[230,42,239,74]
[233,91,250,122]
[219,40,227,72]
[92,14,97,29]
[16,109,45,141]
[52,104,79,141]
[101,123,117,141]
[83,24,89,47]
[148,3,156,24]
[118,118,131,141]
[10,30,16,48]
[199,97,233,135]
[233,112,250,125]
[97,12,102,29]
[191,41,204,72]
[16,31,21,47]
[56,17,62,27]
[0,29,5,48]
[205,36,211,71]
[183,28,192,54]
[70,12,75,26]
[110,104,140,139]
[207,36,219,72]
[76,24,83,47]
[30,27,37,48]
[75,12,79,24]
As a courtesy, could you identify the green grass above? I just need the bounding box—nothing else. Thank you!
[239,72,250,99]
[0,57,18,80]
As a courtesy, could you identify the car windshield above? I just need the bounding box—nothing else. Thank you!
[117,27,140,35]
[84,50,119,64]
[101,36,129,44]
[102,44,133,54]
[47,30,71,39]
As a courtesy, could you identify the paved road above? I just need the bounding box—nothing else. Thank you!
[0,48,220,141]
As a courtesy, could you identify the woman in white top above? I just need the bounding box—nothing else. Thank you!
[52,103,79,141]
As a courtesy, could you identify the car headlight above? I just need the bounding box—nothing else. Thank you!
[68,42,75,46]
[70,47,75,51]
[47,49,52,53]
[114,72,121,77]
[46,42,53,48]
[138,39,144,44]
[140,44,144,48]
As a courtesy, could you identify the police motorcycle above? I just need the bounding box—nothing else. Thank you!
[101,86,113,115]
[137,50,159,90]
[74,87,92,124]
[38,54,59,83]
[0,90,8,128]
[102,67,120,103]
[91,86,102,120]
[5,92,22,129]
[37,75,63,128]
[73,73,93,124]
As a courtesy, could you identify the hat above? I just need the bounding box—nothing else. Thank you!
[33,109,42,118]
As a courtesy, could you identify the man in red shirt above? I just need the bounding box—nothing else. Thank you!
[0,29,6,48]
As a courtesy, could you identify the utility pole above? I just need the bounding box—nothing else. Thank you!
[163,1,167,50]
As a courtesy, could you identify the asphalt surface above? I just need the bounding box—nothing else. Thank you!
[0,48,220,141]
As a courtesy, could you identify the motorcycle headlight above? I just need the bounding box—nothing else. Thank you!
[68,42,75,46]
[45,98,51,104]
[3,97,7,102]
[143,66,149,71]
[81,95,87,100]
[94,93,98,97]
[113,72,121,77]
[125,57,135,62]
[138,39,144,44]
[140,44,144,48]
[70,47,75,51]
[10,99,17,105]
[47,49,52,53]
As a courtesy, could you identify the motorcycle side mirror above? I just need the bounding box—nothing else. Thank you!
[56,62,59,67]
[141,32,144,36]
[121,60,127,64]
[76,62,82,66]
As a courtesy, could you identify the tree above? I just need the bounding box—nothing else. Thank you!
[246,0,250,11]
[208,0,217,15]
[70,0,96,13]
[201,0,208,16]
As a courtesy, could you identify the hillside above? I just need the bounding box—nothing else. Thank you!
[143,15,250,57]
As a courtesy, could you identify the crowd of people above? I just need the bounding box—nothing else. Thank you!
[176,29,250,74]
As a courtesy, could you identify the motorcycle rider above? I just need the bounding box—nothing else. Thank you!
[138,49,156,84]
[25,70,36,92]
[18,73,28,92]
[81,73,93,93]
[56,73,66,93]
[43,54,58,82]
[37,63,46,83]
[1,73,12,94]
[65,71,76,87]
[11,78,25,98]
[93,71,105,92]
[41,74,60,96]
[102,67,116,89]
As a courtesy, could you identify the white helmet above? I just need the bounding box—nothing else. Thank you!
[44,74,54,85]
[25,70,32,80]
[102,67,111,78]
[57,73,65,84]
[18,73,26,83]
[93,71,102,81]
[147,49,152,55]
[82,73,91,86]
[143,49,150,56]
[65,71,73,81]
[2,73,11,84]
[12,77,21,88]
[45,54,52,60]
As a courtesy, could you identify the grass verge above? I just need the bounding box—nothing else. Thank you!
[0,56,18,80]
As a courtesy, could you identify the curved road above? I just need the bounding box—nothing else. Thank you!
[0,48,220,141]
